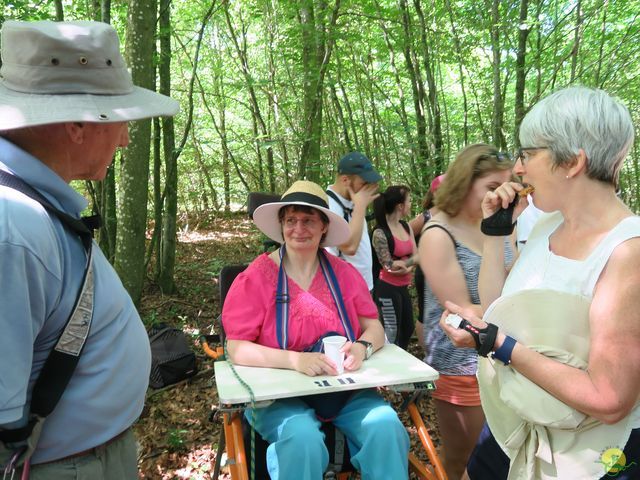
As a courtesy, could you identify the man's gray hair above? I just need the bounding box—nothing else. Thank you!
[519,86,634,185]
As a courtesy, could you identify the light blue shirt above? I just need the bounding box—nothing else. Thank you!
[0,137,151,464]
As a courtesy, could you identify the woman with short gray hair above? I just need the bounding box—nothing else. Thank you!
[443,86,640,480]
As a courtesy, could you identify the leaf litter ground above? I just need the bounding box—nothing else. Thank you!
[136,213,442,479]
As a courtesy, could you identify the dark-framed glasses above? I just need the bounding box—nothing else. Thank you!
[515,147,549,165]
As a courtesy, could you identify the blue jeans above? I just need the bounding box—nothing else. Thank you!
[246,389,409,479]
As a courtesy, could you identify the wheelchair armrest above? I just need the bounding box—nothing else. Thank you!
[200,334,225,361]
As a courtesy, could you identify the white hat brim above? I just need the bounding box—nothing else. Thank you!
[253,200,350,248]
[0,84,179,129]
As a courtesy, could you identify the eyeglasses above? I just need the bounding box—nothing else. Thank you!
[283,216,321,229]
[515,147,550,165]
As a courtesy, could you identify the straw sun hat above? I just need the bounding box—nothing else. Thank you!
[252,180,350,247]
[0,20,179,130]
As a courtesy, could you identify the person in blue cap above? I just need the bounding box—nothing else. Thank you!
[325,152,381,291]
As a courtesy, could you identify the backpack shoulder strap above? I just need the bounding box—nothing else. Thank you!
[0,170,98,250]
[326,189,352,222]
[0,170,97,441]
[372,224,396,260]
[400,219,411,235]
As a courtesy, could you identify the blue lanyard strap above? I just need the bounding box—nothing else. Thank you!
[275,246,355,350]
[275,246,290,349]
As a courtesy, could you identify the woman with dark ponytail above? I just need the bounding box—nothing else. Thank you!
[371,185,418,350]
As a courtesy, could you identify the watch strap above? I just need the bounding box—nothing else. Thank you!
[492,335,517,365]
[355,340,372,360]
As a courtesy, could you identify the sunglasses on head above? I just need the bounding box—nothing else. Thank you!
[480,151,513,164]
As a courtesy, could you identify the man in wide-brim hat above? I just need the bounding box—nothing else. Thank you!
[0,20,178,479]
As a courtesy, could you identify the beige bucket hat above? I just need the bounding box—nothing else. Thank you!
[252,180,350,247]
[0,20,179,130]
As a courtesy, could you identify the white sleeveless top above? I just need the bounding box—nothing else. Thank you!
[504,211,640,298]
[503,210,640,429]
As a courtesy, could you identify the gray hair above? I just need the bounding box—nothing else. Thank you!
[519,86,634,185]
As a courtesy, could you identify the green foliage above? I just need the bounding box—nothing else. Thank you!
[6,0,640,213]
[166,428,189,451]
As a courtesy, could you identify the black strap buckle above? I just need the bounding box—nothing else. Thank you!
[275,293,289,304]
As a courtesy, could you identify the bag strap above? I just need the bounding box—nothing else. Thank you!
[421,223,457,247]
[374,220,411,259]
[400,219,411,235]
[325,189,352,222]
[0,170,97,433]
[275,245,355,350]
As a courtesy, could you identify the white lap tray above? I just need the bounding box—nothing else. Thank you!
[215,343,439,405]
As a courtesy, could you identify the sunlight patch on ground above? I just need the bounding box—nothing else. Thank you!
[177,226,256,244]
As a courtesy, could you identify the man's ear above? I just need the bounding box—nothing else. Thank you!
[64,122,86,144]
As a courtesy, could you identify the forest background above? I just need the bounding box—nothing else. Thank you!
[3,0,639,303]
[3,1,639,477]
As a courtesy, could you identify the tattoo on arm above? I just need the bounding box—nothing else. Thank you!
[372,229,393,269]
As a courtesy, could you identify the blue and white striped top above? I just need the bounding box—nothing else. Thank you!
[422,225,513,376]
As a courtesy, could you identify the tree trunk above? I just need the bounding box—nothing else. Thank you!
[157,0,178,294]
[86,0,117,262]
[149,117,162,273]
[298,0,341,181]
[115,0,157,305]
[514,0,530,147]
[595,0,608,86]
[378,14,414,163]
[444,0,469,145]
[102,0,111,23]
[570,0,582,82]
[413,0,444,176]
[398,0,429,184]
[224,3,274,191]
[54,0,64,20]
[489,0,506,149]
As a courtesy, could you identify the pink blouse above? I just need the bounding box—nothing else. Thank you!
[222,253,378,352]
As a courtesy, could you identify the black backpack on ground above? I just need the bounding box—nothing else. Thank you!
[148,323,198,388]
[371,220,411,286]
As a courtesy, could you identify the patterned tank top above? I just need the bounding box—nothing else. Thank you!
[422,224,513,376]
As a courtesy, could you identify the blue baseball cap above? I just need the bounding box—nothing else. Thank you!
[337,152,382,183]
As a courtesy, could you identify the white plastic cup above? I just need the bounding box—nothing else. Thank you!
[322,335,347,374]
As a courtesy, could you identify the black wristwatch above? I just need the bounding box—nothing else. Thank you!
[355,340,373,360]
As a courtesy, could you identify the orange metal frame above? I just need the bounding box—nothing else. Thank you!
[204,337,447,479]
[215,396,447,480]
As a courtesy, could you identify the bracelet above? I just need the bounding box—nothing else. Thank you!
[492,335,517,365]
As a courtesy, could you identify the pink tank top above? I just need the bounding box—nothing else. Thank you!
[379,236,413,286]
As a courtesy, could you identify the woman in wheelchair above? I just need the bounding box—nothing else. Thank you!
[222,180,410,479]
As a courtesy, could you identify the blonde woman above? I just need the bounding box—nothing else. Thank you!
[419,144,514,479]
